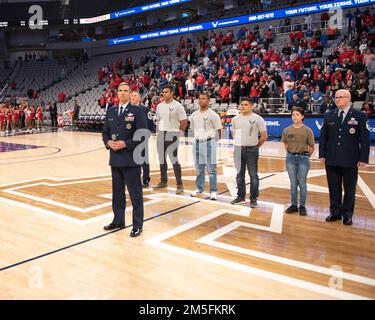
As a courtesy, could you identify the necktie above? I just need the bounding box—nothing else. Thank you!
[339,110,344,124]
[119,106,123,117]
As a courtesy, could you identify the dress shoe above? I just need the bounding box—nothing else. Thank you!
[103,223,125,231]
[142,182,150,188]
[325,214,341,222]
[130,228,143,237]
[343,218,353,225]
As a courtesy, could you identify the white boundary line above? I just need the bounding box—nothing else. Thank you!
[145,208,373,299]
[0,195,163,225]
[357,175,375,209]
[149,240,369,300]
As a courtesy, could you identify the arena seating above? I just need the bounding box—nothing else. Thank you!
[1,4,374,131]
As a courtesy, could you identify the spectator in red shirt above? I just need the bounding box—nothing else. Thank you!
[231,70,240,83]
[310,37,319,49]
[99,95,105,108]
[250,82,260,103]
[264,28,273,49]
[142,73,151,89]
[321,11,329,28]
[195,73,206,95]
[247,31,254,43]
[312,65,321,80]
[98,70,104,83]
[219,82,230,103]
[361,102,373,115]
[331,68,343,85]
[57,91,66,103]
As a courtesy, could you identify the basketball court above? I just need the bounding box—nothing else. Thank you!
[0,130,374,299]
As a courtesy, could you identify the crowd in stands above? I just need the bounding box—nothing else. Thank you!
[96,7,375,116]
[1,7,374,125]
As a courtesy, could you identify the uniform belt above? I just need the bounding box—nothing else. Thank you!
[195,137,214,142]
[288,152,310,156]
[240,145,258,149]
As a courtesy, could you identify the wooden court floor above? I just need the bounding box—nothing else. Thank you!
[0,130,374,300]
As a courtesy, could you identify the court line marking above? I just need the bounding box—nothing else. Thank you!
[0,165,197,188]
[147,194,375,287]
[0,146,61,160]
[0,195,163,225]
[147,240,368,300]
[1,172,371,299]
[0,168,201,220]
[0,173,276,270]
[0,146,105,166]
[357,175,375,209]
[0,175,112,188]
[0,200,201,272]
[145,208,373,300]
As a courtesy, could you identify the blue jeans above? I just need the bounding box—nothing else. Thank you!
[193,139,217,193]
[285,153,310,207]
[234,146,259,200]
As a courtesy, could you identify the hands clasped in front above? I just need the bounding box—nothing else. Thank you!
[108,140,126,151]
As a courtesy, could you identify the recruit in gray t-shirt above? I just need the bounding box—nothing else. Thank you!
[156,100,187,132]
[232,113,267,146]
[190,108,222,140]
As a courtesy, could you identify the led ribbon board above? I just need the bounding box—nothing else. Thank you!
[108,0,375,45]
[80,0,192,24]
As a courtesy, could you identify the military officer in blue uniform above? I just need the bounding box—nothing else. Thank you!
[130,91,155,188]
[102,82,148,237]
[319,89,370,225]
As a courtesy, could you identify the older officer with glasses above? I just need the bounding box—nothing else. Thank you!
[319,89,370,225]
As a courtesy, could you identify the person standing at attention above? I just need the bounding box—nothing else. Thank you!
[153,85,187,194]
[190,92,222,200]
[231,97,267,208]
[319,89,370,225]
[130,91,154,188]
[282,107,315,216]
[102,82,147,237]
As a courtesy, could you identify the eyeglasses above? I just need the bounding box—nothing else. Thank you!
[335,96,350,99]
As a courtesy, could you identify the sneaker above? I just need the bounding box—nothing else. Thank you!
[285,205,299,214]
[299,206,307,216]
[250,199,258,208]
[231,197,246,205]
[210,192,217,200]
[153,182,168,189]
[176,184,184,194]
[191,190,203,197]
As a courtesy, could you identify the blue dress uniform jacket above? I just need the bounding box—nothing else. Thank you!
[139,105,155,132]
[102,104,147,229]
[319,107,370,167]
[137,105,153,184]
[102,104,148,167]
